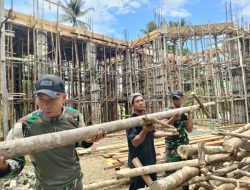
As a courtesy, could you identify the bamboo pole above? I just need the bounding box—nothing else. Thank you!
[0,102,215,159]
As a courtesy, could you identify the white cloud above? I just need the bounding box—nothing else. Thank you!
[4,0,150,39]
[160,0,191,17]
[242,4,250,16]
[223,0,250,18]
[83,0,150,37]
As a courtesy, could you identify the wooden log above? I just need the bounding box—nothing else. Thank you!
[212,163,238,175]
[216,183,235,190]
[115,151,250,179]
[209,175,250,186]
[240,141,250,152]
[132,157,154,186]
[0,102,215,159]
[212,131,250,140]
[191,92,210,118]
[186,175,209,185]
[82,178,129,190]
[150,166,199,190]
[177,144,229,159]
[198,182,214,190]
[223,123,250,152]
[198,142,206,166]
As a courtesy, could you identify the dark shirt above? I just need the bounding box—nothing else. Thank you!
[126,112,156,168]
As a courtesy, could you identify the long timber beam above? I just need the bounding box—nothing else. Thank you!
[0,102,215,159]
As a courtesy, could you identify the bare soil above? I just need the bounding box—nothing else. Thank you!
[80,134,130,190]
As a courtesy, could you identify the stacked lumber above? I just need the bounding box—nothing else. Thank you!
[78,130,224,170]
[115,123,250,190]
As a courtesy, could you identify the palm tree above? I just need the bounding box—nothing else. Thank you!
[168,18,189,55]
[59,0,94,29]
[140,21,158,34]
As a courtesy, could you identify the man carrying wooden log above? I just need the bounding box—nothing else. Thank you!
[0,74,105,190]
[164,90,193,190]
[126,93,178,190]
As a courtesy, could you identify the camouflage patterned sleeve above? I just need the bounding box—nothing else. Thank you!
[2,122,26,177]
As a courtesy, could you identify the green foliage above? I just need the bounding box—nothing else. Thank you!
[59,0,94,29]
[169,18,188,27]
[141,21,158,34]
[140,18,191,55]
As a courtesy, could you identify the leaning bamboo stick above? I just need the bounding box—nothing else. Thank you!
[0,102,215,159]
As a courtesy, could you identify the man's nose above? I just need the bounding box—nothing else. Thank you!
[43,102,51,108]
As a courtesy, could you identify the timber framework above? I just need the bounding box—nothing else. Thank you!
[1,9,250,136]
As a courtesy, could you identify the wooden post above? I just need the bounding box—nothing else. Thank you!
[0,0,9,140]
[0,102,215,159]
[132,157,154,186]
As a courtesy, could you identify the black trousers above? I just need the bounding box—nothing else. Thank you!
[129,173,156,190]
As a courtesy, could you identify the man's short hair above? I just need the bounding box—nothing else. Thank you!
[33,74,65,99]
[129,93,143,105]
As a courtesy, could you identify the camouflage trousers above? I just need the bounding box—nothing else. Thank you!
[164,147,189,190]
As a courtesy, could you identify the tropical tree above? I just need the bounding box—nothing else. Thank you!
[169,18,188,27]
[140,21,158,34]
[59,0,94,29]
[168,18,190,55]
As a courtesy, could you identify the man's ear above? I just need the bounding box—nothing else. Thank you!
[62,93,67,101]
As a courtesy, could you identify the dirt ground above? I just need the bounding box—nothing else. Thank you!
[80,134,130,189]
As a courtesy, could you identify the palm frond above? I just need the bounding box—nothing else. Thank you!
[59,0,92,30]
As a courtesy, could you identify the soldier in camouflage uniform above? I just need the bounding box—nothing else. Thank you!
[164,90,193,190]
[0,74,105,190]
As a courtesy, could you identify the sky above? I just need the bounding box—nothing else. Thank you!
[3,0,250,41]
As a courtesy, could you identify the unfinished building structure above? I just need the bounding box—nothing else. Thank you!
[1,8,250,138]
